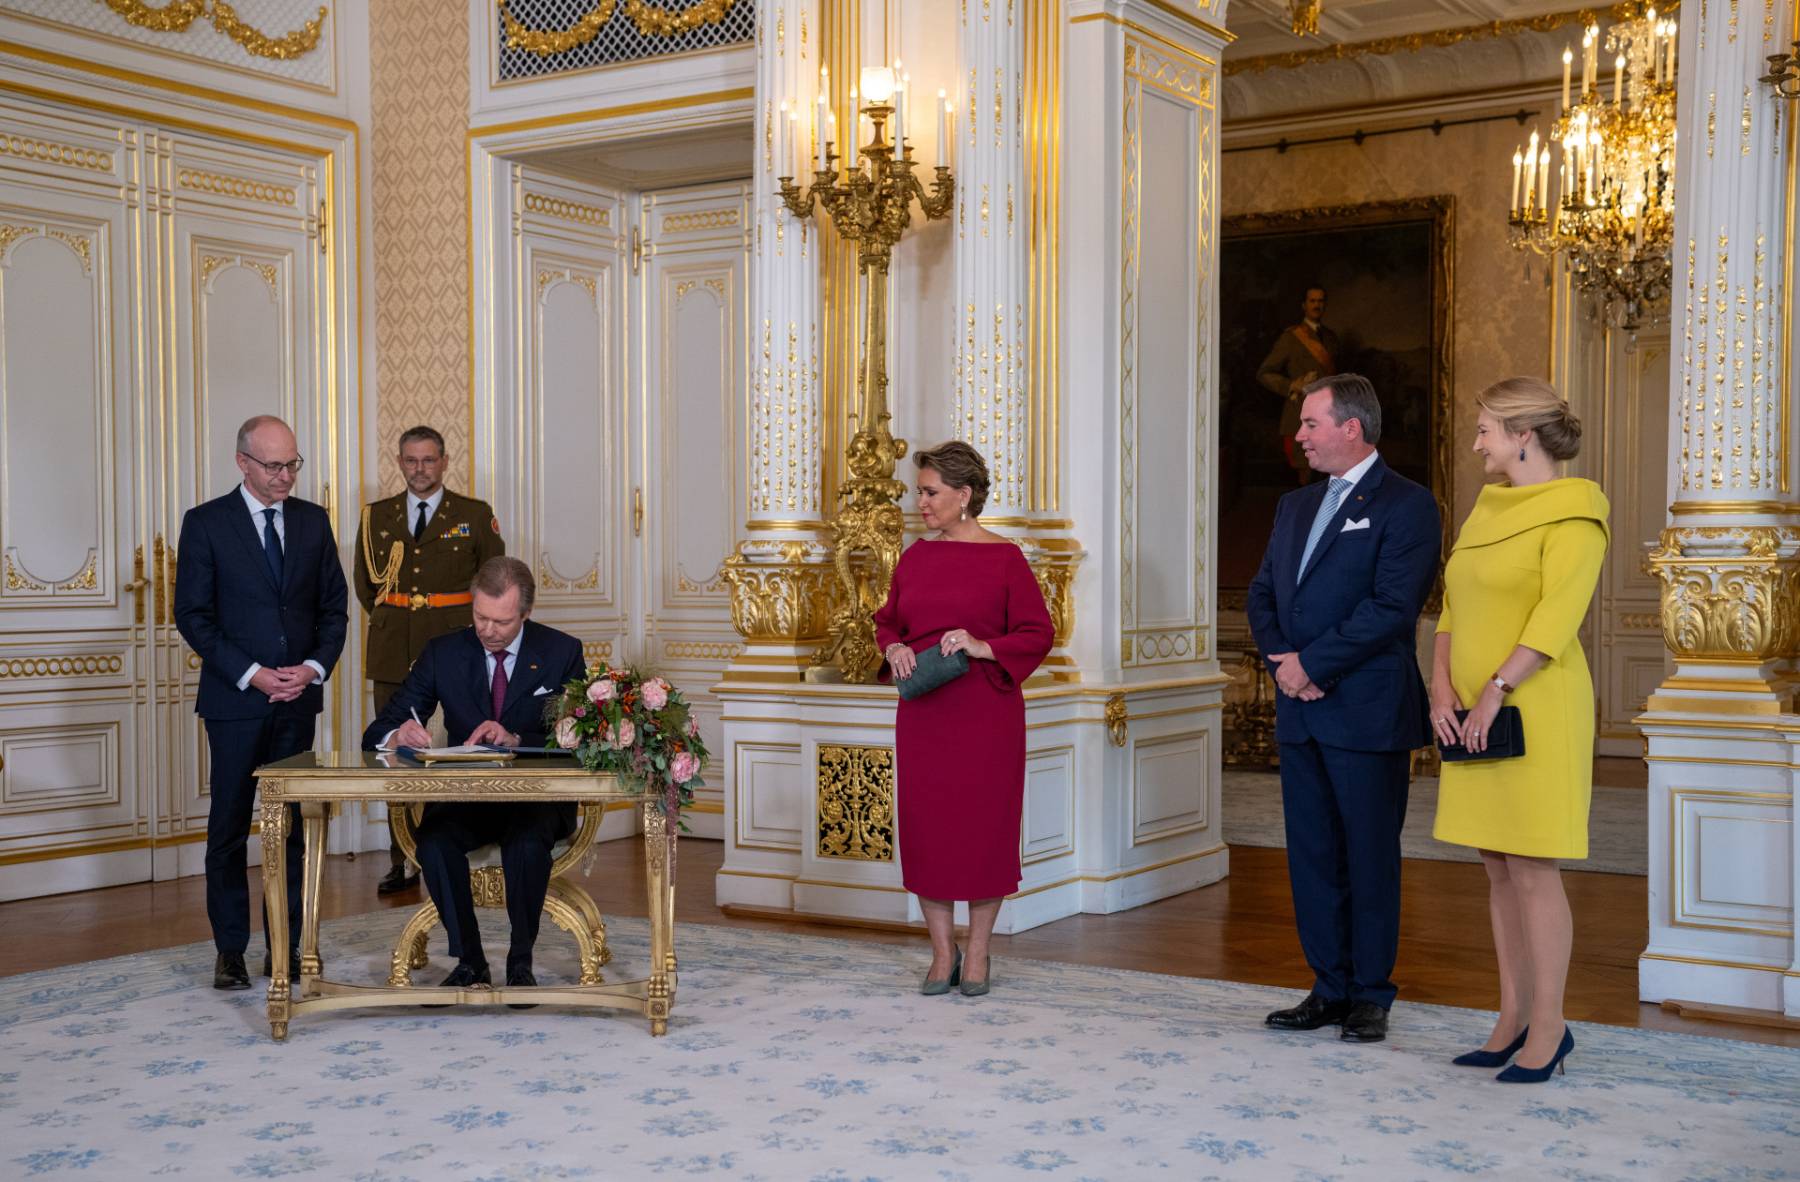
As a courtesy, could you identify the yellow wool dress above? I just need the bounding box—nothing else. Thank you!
[1433,478,1611,859]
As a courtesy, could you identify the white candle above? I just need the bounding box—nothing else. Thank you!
[789,111,802,178]
[1538,148,1551,213]
[1511,151,1523,214]
[826,110,837,174]
[1585,159,1594,204]
[936,89,947,168]
[1525,130,1539,212]
[1664,23,1675,82]
[1613,54,1624,104]
[894,77,907,159]
[1561,48,1572,111]
[1584,27,1596,94]
[817,95,829,171]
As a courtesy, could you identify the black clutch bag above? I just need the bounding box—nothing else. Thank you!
[894,644,970,700]
[1436,705,1526,762]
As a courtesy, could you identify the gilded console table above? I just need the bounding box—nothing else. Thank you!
[254,753,676,1040]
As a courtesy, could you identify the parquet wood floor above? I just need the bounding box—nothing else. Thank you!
[4,835,1792,1048]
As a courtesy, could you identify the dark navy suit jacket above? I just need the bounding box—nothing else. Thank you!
[1246,455,1440,752]
[360,620,587,752]
[173,488,349,721]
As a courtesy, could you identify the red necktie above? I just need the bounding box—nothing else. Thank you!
[490,653,508,720]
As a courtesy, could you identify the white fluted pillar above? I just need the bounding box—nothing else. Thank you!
[722,0,837,683]
[953,0,1029,514]
[1638,0,1800,1019]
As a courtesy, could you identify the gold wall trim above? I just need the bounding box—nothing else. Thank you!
[467,87,754,138]
[661,208,740,233]
[1669,499,1797,514]
[178,167,296,205]
[0,829,209,866]
[1782,3,1798,496]
[1137,0,1233,45]
[819,0,859,509]
[0,655,125,678]
[0,39,354,131]
[1007,842,1229,899]
[523,191,610,226]
[1224,5,1622,75]
[0,131,113,172]
[1069,12,1219,67]
[1640,950,1792,974]
[1026,0,1061,511]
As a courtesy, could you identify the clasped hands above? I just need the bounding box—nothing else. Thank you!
[250,664,318,704]
[1267,652,1323,701]
[1430,680,1503,754]
[886,629,993,680]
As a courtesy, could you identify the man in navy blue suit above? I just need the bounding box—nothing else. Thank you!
[363,556,586,994]
[174,415,348,991]
[1247,374,1440,1043]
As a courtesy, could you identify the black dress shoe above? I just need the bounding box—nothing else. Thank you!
[260,952,301,982]
[440,961,492,989]
[1341,1001,1390,1042]
[505,962,538,1010]
[1265,992,1352,1030]
[213,952,251,991]
[377,863,420,896]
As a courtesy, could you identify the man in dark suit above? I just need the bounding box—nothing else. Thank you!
[362,556,586,993]
[174,415,349,991]
[1247,373,1440,1044]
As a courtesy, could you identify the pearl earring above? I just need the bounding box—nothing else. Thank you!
[960,506,967,522]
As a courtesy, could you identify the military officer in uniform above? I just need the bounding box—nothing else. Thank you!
[1258,285,1341,482]
[353,425,505,896]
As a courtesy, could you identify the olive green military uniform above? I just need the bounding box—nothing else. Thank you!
[354,488,506,701]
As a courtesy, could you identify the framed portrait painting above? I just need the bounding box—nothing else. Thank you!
[1216,196,1454,608]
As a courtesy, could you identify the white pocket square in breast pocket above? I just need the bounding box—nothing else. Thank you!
[1340,518,1372,532]
[533,685,556,696]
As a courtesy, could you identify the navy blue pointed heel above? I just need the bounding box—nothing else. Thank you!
[1495,1026,1574,1083]
[1452,1025,1529,1067]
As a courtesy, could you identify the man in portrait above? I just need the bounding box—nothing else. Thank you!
[1258,286,1340,482]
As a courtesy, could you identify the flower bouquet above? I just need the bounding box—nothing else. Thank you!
[545,665,709,822]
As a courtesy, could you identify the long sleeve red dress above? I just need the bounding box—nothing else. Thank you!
[873,539,1054,901]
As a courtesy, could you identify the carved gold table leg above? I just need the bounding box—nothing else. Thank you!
[389,900,442,987]
[642,801,674,1036]
[259,785,291,1041]
[299,802,328,989]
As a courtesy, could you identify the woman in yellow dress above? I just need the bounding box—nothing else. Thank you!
[1429,377,1609,1084]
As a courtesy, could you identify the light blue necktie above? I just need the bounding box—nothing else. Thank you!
[1297,477,1349,581]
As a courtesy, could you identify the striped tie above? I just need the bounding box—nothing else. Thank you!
[1297,477,1349,581]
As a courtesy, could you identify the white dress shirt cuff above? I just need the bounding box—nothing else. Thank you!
[303,659,327,685]
[238,662,262,691]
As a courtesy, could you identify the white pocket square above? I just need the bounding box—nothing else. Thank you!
[1340,518,1371,532]
[533,686,555,696]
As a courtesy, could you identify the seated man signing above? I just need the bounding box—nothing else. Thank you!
[362,556,587,993]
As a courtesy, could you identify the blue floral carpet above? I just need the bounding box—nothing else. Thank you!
[2,910,1796,1181]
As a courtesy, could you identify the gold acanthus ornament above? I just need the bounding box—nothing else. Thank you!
[99,1,328,61]
[497,0,739,55]
[817,745,895,861]
[1646,526,1800,661]
[719,540,839,644]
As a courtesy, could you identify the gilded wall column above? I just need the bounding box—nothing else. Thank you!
[954,0,1083,679]
[722,0,838,682]
[1645,0,1800,713]
[1637,0,1800,1019]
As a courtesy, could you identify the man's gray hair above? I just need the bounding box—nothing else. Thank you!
[236,414,290,454]
[471,555,536,614]
[1303,373,1383,445]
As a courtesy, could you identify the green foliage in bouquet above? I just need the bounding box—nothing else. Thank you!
[544,664,710,820]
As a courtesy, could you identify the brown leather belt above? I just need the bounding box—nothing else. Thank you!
[382,591,473,611]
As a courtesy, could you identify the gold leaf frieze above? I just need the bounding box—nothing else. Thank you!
[817,744,895,862]
[177,168,297,207]
[523,192,610,226]
[0,654,124,678]
[498,0,739,55]
[662,641,742,662]
[662,209,741,234]
[99,1,328,61]
[0,134,111,173]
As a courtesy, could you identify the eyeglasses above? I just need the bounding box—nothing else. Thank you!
[239,452,304,477]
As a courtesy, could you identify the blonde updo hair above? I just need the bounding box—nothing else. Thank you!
[1477,377,1583,461]
[913,440,991,517]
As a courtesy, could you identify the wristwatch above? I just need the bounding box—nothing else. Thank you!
[1490,674,1515,695]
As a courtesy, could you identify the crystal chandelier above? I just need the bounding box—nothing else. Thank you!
[1508,4,1677,328]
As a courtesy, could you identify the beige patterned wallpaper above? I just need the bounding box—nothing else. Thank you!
[1223,118,1551,526]
[369,0,471,496]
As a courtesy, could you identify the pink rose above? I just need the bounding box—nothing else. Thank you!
[641,678,670,711]
[573,706,586,718]
[554,716,579,749]
[586,678,616,704]
[670,751,701,784]
[616,719,636,747]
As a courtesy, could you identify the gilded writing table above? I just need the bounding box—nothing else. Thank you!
[254,753,676,1040]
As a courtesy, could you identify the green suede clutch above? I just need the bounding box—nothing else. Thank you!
[895,644,970,700]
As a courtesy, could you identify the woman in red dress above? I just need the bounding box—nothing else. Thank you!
[873,441,1054,996]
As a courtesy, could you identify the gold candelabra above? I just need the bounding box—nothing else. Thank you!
[1765,39,1800,100]
[780,86,954,682]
